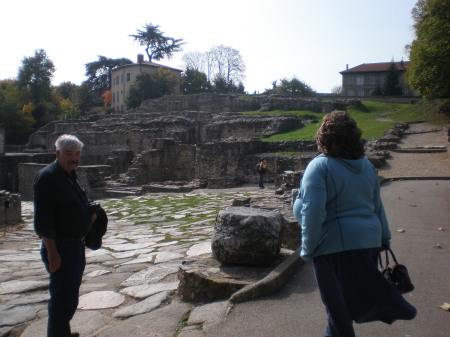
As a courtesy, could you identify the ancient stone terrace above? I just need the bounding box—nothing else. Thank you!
[4,94,364,199]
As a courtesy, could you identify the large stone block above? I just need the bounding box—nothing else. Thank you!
[0,190,22,227]
[212,207,285,266]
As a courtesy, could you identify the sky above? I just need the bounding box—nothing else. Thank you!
[1,0,418,94]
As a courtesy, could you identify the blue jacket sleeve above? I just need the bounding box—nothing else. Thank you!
[373,175,391,247]
[293,160,327,261]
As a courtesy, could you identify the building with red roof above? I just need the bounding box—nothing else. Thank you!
[340,61,418,97]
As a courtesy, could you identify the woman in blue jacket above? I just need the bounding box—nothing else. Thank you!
[293,111,416,337]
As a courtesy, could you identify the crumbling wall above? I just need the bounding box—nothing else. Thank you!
[18,163,111,201]
[8,94,362,193]
[139,93,360,114]
[0,153,54,192]
[0,190,21,227]
[122,139,318,188]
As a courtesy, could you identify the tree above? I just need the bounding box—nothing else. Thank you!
[17,49,56,128]
[264,77,315,96]
[181,69,211,94]
[331,85,344,95]
[84,56,132,93]
[71,83,98,115]
[0,80,34,144]
[211,76,245,94]
[102,90,112,107]
[182,45,246,84]
[181,51,205,72]
[130,23,184,62]
[55,81,78,99]
[383,63,403,96]
[407,0,450,98]
[18,49,55,104]
[210,45,246,84]
[126,68,177,109]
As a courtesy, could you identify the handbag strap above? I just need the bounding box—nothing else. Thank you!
[387,247,400,265]
[379,248,400,269]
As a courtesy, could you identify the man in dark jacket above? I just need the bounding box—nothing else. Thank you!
[34,134,96,337]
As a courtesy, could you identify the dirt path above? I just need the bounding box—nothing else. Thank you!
[377,123,450,179]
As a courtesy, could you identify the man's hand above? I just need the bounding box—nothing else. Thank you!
[42,237,61,272]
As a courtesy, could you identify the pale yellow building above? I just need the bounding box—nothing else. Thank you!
[111,54,182,112]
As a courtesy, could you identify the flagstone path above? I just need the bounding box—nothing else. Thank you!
[0,187,274,337]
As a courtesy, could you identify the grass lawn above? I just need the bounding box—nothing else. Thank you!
[239,100,449,141]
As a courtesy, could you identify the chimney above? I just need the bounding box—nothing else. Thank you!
[137,54,144,64]
[346,64,349,70]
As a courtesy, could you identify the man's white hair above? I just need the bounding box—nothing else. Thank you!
[55,134,84,151]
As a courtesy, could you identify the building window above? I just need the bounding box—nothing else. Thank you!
[348,90,354,96]
[112,92,115,103]
[121,74,124,83]
[344,76,354,85]
[116,76,119,85]
[127,73,131,81]
[356,76,364,85]
[358,89,365,96]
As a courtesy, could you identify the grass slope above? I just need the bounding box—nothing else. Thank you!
[240,100,450,141]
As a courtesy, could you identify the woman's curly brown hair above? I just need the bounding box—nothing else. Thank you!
[315,110,365,159]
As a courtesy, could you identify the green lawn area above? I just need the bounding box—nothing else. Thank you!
[239,100,448,141]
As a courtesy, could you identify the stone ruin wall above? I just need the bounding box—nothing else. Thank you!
[18,163,112,201]
[4,94,363,197]
[122,139,317,188]
[0,190,21,227]
[139,93,360,114]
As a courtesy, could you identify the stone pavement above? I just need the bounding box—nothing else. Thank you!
[0,122,449,337]
[1,187,279,337]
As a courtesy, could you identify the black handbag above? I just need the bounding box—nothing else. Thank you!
[379,248,414,294]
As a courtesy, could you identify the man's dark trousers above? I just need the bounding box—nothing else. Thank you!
[41,241,85,337]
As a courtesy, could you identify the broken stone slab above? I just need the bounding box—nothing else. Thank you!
[121,262,180,287]
[78,290,125,309]
[102,242,155,252]
[177,258,255,302]
[117,254,156,266]
[110,248,154,259]
[186,242,212,257]
[177,326,205,337]
[0,254,41,262]
[20,310,108,337]
[112,291,169,318]
[211,206,286,266]
[120,281,179,299]
[97,301,191,337]
[0,280,47,295]
[187,300,229,331]
[178,249,294,303]
[0,304,37,326]
[3,293,49,307]
[154,251,184,264]
[85,269,112,278]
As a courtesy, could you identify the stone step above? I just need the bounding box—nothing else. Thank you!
[102,187,142,197]
[393,146,447,153]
